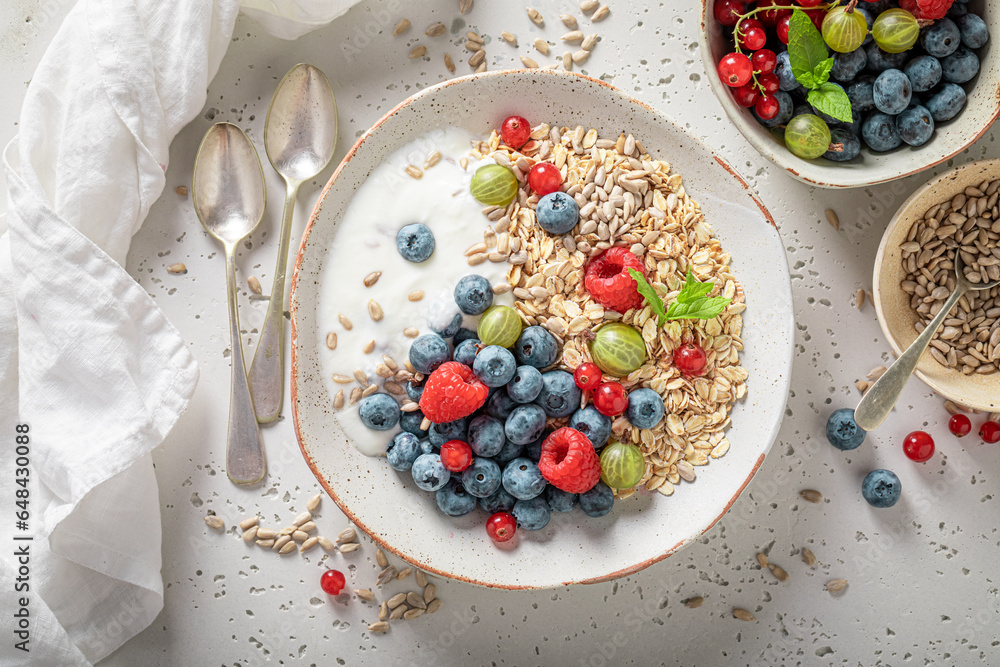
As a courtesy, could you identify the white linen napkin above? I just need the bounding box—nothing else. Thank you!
[0,0,358,664]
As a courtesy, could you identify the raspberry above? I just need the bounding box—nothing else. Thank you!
[418,362,489,424]
[583,247,645,313]
[899,0,953,20]
[538,427,601,494]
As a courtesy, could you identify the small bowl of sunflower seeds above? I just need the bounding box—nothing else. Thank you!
[873,158,1000,412]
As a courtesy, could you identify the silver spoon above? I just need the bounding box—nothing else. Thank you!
[193,122,268,485]
[248,63,338,424]
[856,254,1000,431]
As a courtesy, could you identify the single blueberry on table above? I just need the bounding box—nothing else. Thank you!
[873,69,912,115]
[824,128,861,162]
[904,55,942,93]
[831,47,867,83]
[536,191,580,235]
[579,481,615,518]
[399,409,429,438]
[502,457,547,500]
[862,469,901,508]
[862,112,902,152]
[429,417,468,447]
[358,394,400,431]
[920,18,961,58]
[435,479,478,516]
[505,404,548,446]
[569,406,612,448]
[461,457,502,498]
[755,91,793,129]
[386,432,422,471]
[467,414,505,457]
[514,326,560,369]
[454,274,494,316]
[408,334,450,374]
[512,497,551,531]
[453,338,480,367]
[473,345,517,387]
[625,388,666,430]
[545,486,578,513]
[847,75,876,113]
[940,47,980,84]
[955,13,989,50]
[480,486,517,514]
[826,408,866,451]
[486,388,518,421]
[507,365,544,404]
[535,370,582,418]
[897,105,935,147]
[411,453,450,492]
[925,83,967,122]
[396,223,435,262]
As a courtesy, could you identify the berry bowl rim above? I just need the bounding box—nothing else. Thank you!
[698,0,1000,190]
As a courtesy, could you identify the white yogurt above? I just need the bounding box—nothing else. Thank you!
[317,127,512,456]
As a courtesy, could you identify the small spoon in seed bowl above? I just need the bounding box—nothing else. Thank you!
[856,253,1000,431]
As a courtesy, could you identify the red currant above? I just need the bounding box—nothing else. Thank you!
[806,9,825,30]
[777,15,791,43]
[948,414,972,437]
[440,439,474,472]
[980,420,1000,444]
[718,52,753,88]
[674,343,707,376]
[732,83,760,107]
[751,49,777,75]
[796,0,824,6]
[527,162,562,196]
[486,511,517,542]
[500,115,531,149]
[757,0,793,25]
[573,362,603,391]
[903,430,935,463]
[320,569,346,595]
[755,94,780,120]
[713,0,745,26]
[737,23,768,51]
[593,382,629,417]
[758,73,780,95]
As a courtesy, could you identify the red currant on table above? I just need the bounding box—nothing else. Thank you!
[320,569,346,595]
[751,49,777,75]
[440,439,474,472]
[717,52,753,88]
[573,362,603,391]
[593,382,629,417]
[980,420,1000,444]
[948,414,972,437]
[527,162,562,196]
[732,83,760,108]
[713,0,745,26]
[903,430,935,462]
[500,115,531,149]
[486,511,517,542]
[674,343,707,376]
[776,15,791,44]
[755,94,780,121]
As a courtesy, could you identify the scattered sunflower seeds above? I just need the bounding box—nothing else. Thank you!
[826,578,848,593]
[338,313,353,330]
[591,4,610,21]
[469,49,486,68]
[800,489,823,503]
[423,584,437,603]
[856,288,866,310]
[520,56,539,69]
[407,591,427,610]
[459,0,473,13]
[255,528,277,540]
[388,593,407,609]
[339,527,357,544]
[825,208,840,231]
[248,276,262,295]
[756,552,768,569]
[272,535,292,551]
[801,547,817,567]
[356,588,376,602]
[580,0,599,12]
[409,45,427,59]
[166,263,187,274]
[256,538,275,548]
[175,185,188,196]
[339,542,360,553]
[368,621,390,634]
[242,526,259,542]
[397,567,413,581]
[500,31,517,45]
[377,566,398,586]
[378,601,389,621]
[415,570,428,587]
[393,19,410,37]
[403,608,425,621]
[239,516,259,531]
[376,549,389,567]
[769,564,790,582]
[581,33,598,50]
[426,22,446,37]
[279,541,297,555]
[534,38,549,55]
[300,537,319,552]
[733,608,756,622]
[526,7,544,25]
[683,596,704,609]
[560,14,578,28]
[292,512,312,527]
[203,515,224,530]
[363,270,382,287]
[389,605,408,620]
[317,536,336,552]
[333,390,345,408]
[426,598,442,614]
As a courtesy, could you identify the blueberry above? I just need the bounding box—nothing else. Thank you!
[755,91,793,129]
[831,47,867,83]
[925,82,967,122]
[948,2,968,19]
[862,469,901,508]
[409,334,450,374]
[480,486,517,514]
[873,69,911,115]
[903,55,942,93]
[473,345,517,387]
[826,408,866,451]
[545,486,578,513]
[467,414,505,457]
[434,312,464,339]
[514,326,559,369]
[624,388,666,429]
[792,103,813,119]
[453,327,479,345]
[494,438,524,466]
[505,404,548,445]
[411,453,450,491]
[857,6,874,45]
[523,432,549,461]
[865,43,908,73]
[486,388,518,421]
[824,128,861,162]
[502,457,547,500]
[920,18,961,58]
[461,457,502,498]
[453,338,480,367]
[940,47,980,83]
[429,417,468,447]
[775,50,798,91]
[512,497,551,531]
[862,112,902,152]
[454,274,494,316]
[399,409,429,438]
[435,479,478,516]
[897,105,935,147]
[396,223,435,262]
[847,75,876,113]
[405,380,424,402]
[535,370,582,418]
[386,432,422,471]
[358,394,400,431]
[955,13,989,50]
[507,365,544,403]
[579,482,614,518]
[536,192,580,234]
[569,406,612,448]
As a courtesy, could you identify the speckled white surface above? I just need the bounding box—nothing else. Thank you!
[4,1,1000,665]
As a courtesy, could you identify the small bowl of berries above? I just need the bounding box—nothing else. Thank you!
[699,0,999,188]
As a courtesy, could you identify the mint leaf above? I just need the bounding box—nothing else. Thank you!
[787,9,829,88]
[665,296,733,322]
[807,83,853,123]
[797,71,818,89]
[627,269,667,325]
[811,57,834,87]
[676,269,714,303]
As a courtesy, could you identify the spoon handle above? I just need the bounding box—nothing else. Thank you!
[249,181,300,423]
[225,248,267,484]
[856,285,965,431]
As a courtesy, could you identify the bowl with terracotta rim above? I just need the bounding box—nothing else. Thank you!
[289,69,794,588]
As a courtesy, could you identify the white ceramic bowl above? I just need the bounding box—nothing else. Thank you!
[698,0,1000,189]
[290,70,794,588]
[872,158,1000,412]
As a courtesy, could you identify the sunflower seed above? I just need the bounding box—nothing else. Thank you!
[500,31,517,45]
[580,0,599,12]
[242,526,259,542]
[378,601,389,620]
[175,185,188,196]
[800,489,822,503]
[255,528,277,540]
[526,7,544,25]
[279,541,297,555]
[444,53,456,73]
[591,4,610,21]
[203,515,224,530]
[769,564,790,582]
[571,49,590,63]
[408,290,424,302]
[368,621,390,634]
[520,56,539,68]
[426,22,446,37]
[393,19,410,37]
[256,538,275,548]
[756,552,768,568]
[465,40,482,52]
[397,567,413,581]
[376,548,389,567]
[562,52,572,70]
[333,390,345,408]
[337,526,356,543]
[826,578,848,593]
[404,327,419,338]
[469,49,486,68]
[404,164,423,179]
[247,276,262,294]
[300,537,319,552]
[364,339,377,355]
[363,271,382,287]
[683,596,704,608]
[423,583,437,603]
[459,0,473,13]
[409,45,427,59]
[733,608,756,621]
[426,598,442,614]
[826,208,840,231]
[339,542,360,553]
[856,288,866,310]
[356,588,376,602]
[388,593,407,608]
[239,516,259,531]
[298,521,317,534]
[562,30,584,42]
[389,605,408,620]
[534,38,549,55]
[560,13,578,27]
[166,263,187,274]
[292,530,308,542]
[402,592,424,610]
[317,536,335,551]
[272,535,291,551]
[350,387,363,404]
[338,313,353,330]
[801,547,817,566]
[493,282,512,294]
[581,33,598,50]
[290,511,310,527]
[416,570,428,587]
[401,401,420,412]
[403,608,425,621]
